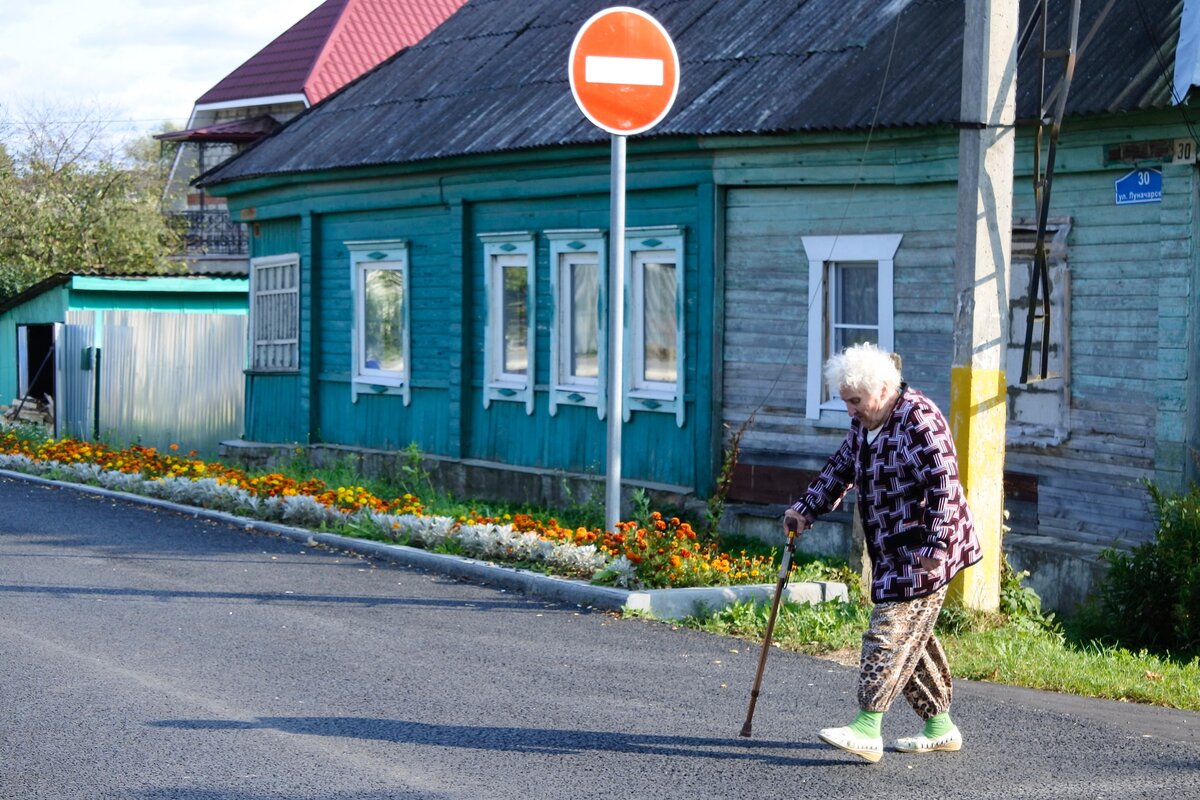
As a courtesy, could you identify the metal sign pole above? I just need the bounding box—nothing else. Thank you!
[605,133,627,533]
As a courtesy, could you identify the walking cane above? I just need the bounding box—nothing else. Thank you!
[739,515,799,738]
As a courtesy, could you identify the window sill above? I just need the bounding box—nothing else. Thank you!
[810,407,851,429]
[246,368,300,376]
[484,381,534,414]
[351,377,410,406]
[355,374,405,389]
[623,390,685,427]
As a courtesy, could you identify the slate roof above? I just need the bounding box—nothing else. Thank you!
[202,0,1184,187]
[196,0,467,107]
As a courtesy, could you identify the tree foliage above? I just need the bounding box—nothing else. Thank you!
[0,104,183,301]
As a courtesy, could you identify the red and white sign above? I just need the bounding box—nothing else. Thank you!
[569,7,680,136]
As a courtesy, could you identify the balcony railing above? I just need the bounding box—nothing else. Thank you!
[169,210,249,257]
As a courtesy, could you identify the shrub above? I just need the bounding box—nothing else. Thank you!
[1078,483,1200,660]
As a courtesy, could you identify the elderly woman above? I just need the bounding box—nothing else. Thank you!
[784,342,981,763]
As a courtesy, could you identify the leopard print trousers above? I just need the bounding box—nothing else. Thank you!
[858,585,951,720]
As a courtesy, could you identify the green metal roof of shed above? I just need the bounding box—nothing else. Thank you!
[0,274,248,316]
[67,276,248,294]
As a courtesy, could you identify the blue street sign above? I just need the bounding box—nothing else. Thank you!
[1115,168,1162,205]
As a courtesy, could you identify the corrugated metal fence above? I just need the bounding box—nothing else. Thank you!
[56,316,96,440]
[63,310,246,456]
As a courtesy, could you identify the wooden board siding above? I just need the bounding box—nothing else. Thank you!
[245,218,305,444]
[218,112,1194,544]
[718,117,1196,548]
[309,205,454,451]
[1005,124,1195,544]
[225,152,720,494]
[243,372,303,443]
[316,380,450,453]
[721,178,959,467]
[464,185,710,489]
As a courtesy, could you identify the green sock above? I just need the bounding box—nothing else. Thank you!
[848,709,883,738]
[923,712,954,738]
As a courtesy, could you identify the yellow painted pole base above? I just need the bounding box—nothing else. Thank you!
[948,365,1005,611]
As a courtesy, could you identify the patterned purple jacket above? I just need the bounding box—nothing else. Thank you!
[790,385,981,603]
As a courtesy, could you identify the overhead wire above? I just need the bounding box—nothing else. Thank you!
[738,4,905,432]
[1131,0,1200,146]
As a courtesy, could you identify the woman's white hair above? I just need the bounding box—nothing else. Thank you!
[823,342,902,396]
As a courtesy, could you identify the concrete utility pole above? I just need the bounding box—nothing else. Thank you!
[950,0,1018,611]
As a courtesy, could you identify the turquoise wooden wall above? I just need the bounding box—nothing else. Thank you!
[245,217,306,444]
[232,145,720,492]
[463,183,708,484]
[315,204,454,453]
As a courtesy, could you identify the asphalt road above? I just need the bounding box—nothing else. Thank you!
[1,475,1198,800]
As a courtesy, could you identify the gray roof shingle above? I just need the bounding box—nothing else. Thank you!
[202,0,1183,187]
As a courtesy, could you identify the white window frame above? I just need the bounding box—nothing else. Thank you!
[479,231,536,414]
[803,234,900,420]
[547,229,607,418]
[349,240,411,405]
[248,252,300,373]
[624,226,685,427]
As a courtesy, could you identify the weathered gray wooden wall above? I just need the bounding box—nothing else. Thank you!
[714,114,1196,548]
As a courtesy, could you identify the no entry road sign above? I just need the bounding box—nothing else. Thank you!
[569,6,680,136]
[568,7,681,532]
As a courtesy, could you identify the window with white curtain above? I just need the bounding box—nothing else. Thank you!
[479,231,536,413]
[548,229,607,417]
[349,240,410,405]
[803,234,899,419]
[624,226,685,426]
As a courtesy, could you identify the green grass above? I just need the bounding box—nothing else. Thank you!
[944,625,1200,709]
[680,596,1200,712]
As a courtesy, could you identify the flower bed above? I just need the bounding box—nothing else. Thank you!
[0,430,785,590]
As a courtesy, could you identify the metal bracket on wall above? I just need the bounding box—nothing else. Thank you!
[1016,0,1114,384]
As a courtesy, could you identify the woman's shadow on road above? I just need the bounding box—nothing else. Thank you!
[151,716,836,766]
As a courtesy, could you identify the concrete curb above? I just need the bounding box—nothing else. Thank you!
[0,468,848,619]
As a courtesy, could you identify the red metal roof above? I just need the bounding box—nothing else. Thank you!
[155,114,283,143]
[196,0,466,107]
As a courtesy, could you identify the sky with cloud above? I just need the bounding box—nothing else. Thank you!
[1,0,317,147]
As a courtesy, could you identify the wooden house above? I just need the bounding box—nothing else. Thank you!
[200,0,1198,611]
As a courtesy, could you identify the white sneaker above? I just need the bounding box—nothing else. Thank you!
[818,726,884,763]
[893,726,963,753]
